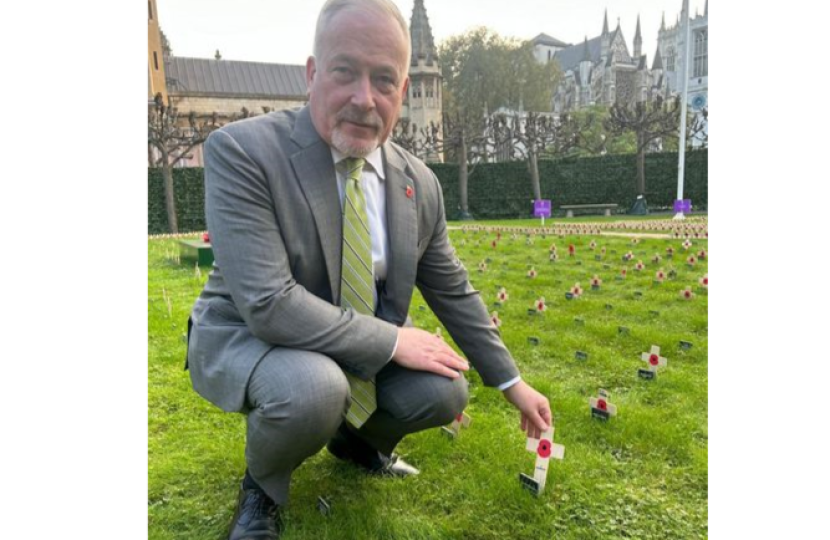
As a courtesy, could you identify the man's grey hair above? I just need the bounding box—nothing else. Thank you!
[313,0,412,66]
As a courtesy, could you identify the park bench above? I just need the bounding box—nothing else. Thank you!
[560,203,619,218]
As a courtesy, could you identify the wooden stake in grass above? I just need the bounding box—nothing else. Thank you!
[590,275,602,290]
[519,425,565,496]
[639,345,668,379]
[194,263,202,279]
[441,411,472,440]
[590,389,617,420]
[680,287,695,300]
[495,287,509,304]
[490,311,502,327]
[699,274,708,289]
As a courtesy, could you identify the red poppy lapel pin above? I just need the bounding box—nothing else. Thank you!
[406,185,414,198]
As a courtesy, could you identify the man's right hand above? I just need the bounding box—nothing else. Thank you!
[392,327,470,379]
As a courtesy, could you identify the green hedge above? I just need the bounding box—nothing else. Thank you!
[148,168,208,234]
[148,149,707,233]
[431,149,708,220]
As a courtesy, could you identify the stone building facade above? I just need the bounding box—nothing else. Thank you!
[148,0,443,166]
[548,1,708,146]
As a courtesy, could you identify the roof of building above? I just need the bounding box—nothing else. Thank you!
[554,35,603,72]
[652,46,664,70]
[165,56,307,99]
[531,33,570,48]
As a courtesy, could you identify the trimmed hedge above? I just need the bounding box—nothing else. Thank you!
[431,149,708,220]
[148,149,707,233]
[148,168,208,235]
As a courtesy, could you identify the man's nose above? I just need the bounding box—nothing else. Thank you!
[351,76,375,110]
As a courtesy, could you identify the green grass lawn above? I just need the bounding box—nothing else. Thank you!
[149,220,708,539]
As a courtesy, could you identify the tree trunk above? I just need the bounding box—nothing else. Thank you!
[528,149,541,201]
[636,135,646,196]
[161,153,179,234]
[458,131,471,220]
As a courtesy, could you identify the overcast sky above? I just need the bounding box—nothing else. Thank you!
[156,0,707,67]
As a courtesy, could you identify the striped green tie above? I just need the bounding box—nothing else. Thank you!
[340,157,378,428]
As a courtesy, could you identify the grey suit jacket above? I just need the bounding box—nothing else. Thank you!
[187,106,520,413]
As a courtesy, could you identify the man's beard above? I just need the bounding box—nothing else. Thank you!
[331,108,384,158]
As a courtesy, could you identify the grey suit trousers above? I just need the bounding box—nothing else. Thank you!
[245,348,469,504]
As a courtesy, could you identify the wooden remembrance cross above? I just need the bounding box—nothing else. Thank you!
[519,425,565,496]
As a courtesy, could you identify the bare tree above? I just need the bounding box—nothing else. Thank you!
[391,118,431,160]
[487,112,561,201]
[148,93,222,233]
[604,95,680,200]
[433,111,494,220]
[605,96,707,203]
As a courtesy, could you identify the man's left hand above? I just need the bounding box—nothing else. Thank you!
[502,380,552,440]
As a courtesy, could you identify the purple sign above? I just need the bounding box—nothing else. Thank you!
[533,199,552,218]
[673,199,692,214]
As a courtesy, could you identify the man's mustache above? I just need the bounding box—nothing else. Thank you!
[336,108,383,130]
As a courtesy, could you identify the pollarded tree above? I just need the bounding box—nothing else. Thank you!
[604,95,681,202]
[605,96,708,206]
[148,93,222,233]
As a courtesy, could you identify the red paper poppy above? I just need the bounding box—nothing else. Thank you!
[406,185,414,198]
[202,232,210,243]
[537,439,552,458]
[456,413,464,422]
[597,399,607,411]
[649,354,659,366]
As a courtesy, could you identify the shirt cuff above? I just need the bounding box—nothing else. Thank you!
[497,376,522,391]
[388,332,400,362]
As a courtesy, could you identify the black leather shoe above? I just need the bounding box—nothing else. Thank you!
[327,423,420,477]
[228,487,283,540]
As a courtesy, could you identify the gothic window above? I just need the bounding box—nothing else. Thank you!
[693,29,708,78]
[413,86,422,99]
[149,1,153,20]
[153,51,159,71]
[548,50,551,62]
[666,46,676,72]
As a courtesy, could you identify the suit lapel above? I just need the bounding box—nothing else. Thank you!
[381,144,417,322]
[289,108,343,303]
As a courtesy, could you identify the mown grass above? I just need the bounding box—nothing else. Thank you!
[149,220,707,539]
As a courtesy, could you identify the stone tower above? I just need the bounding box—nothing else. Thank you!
[147,0,168,102]
[404,0,443,161]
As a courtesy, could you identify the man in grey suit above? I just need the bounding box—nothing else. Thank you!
[187,0,552,538]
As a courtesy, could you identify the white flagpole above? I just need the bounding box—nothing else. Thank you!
[674,0,692,221]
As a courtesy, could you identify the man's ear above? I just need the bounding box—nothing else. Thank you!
[306,56,317,93]
[401,76,410,99]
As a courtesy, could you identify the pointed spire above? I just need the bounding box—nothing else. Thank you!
[705,0,708,17]
[602,9,609,36]
[582,36,591,62]
[652,45,663,70]
[410,0,438,66]
[661,11,666,30]
[633,14,642,59]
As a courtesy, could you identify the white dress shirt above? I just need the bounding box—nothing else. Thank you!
[330,147,520,392]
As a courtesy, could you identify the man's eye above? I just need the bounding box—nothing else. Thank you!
[376,76,396,89]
